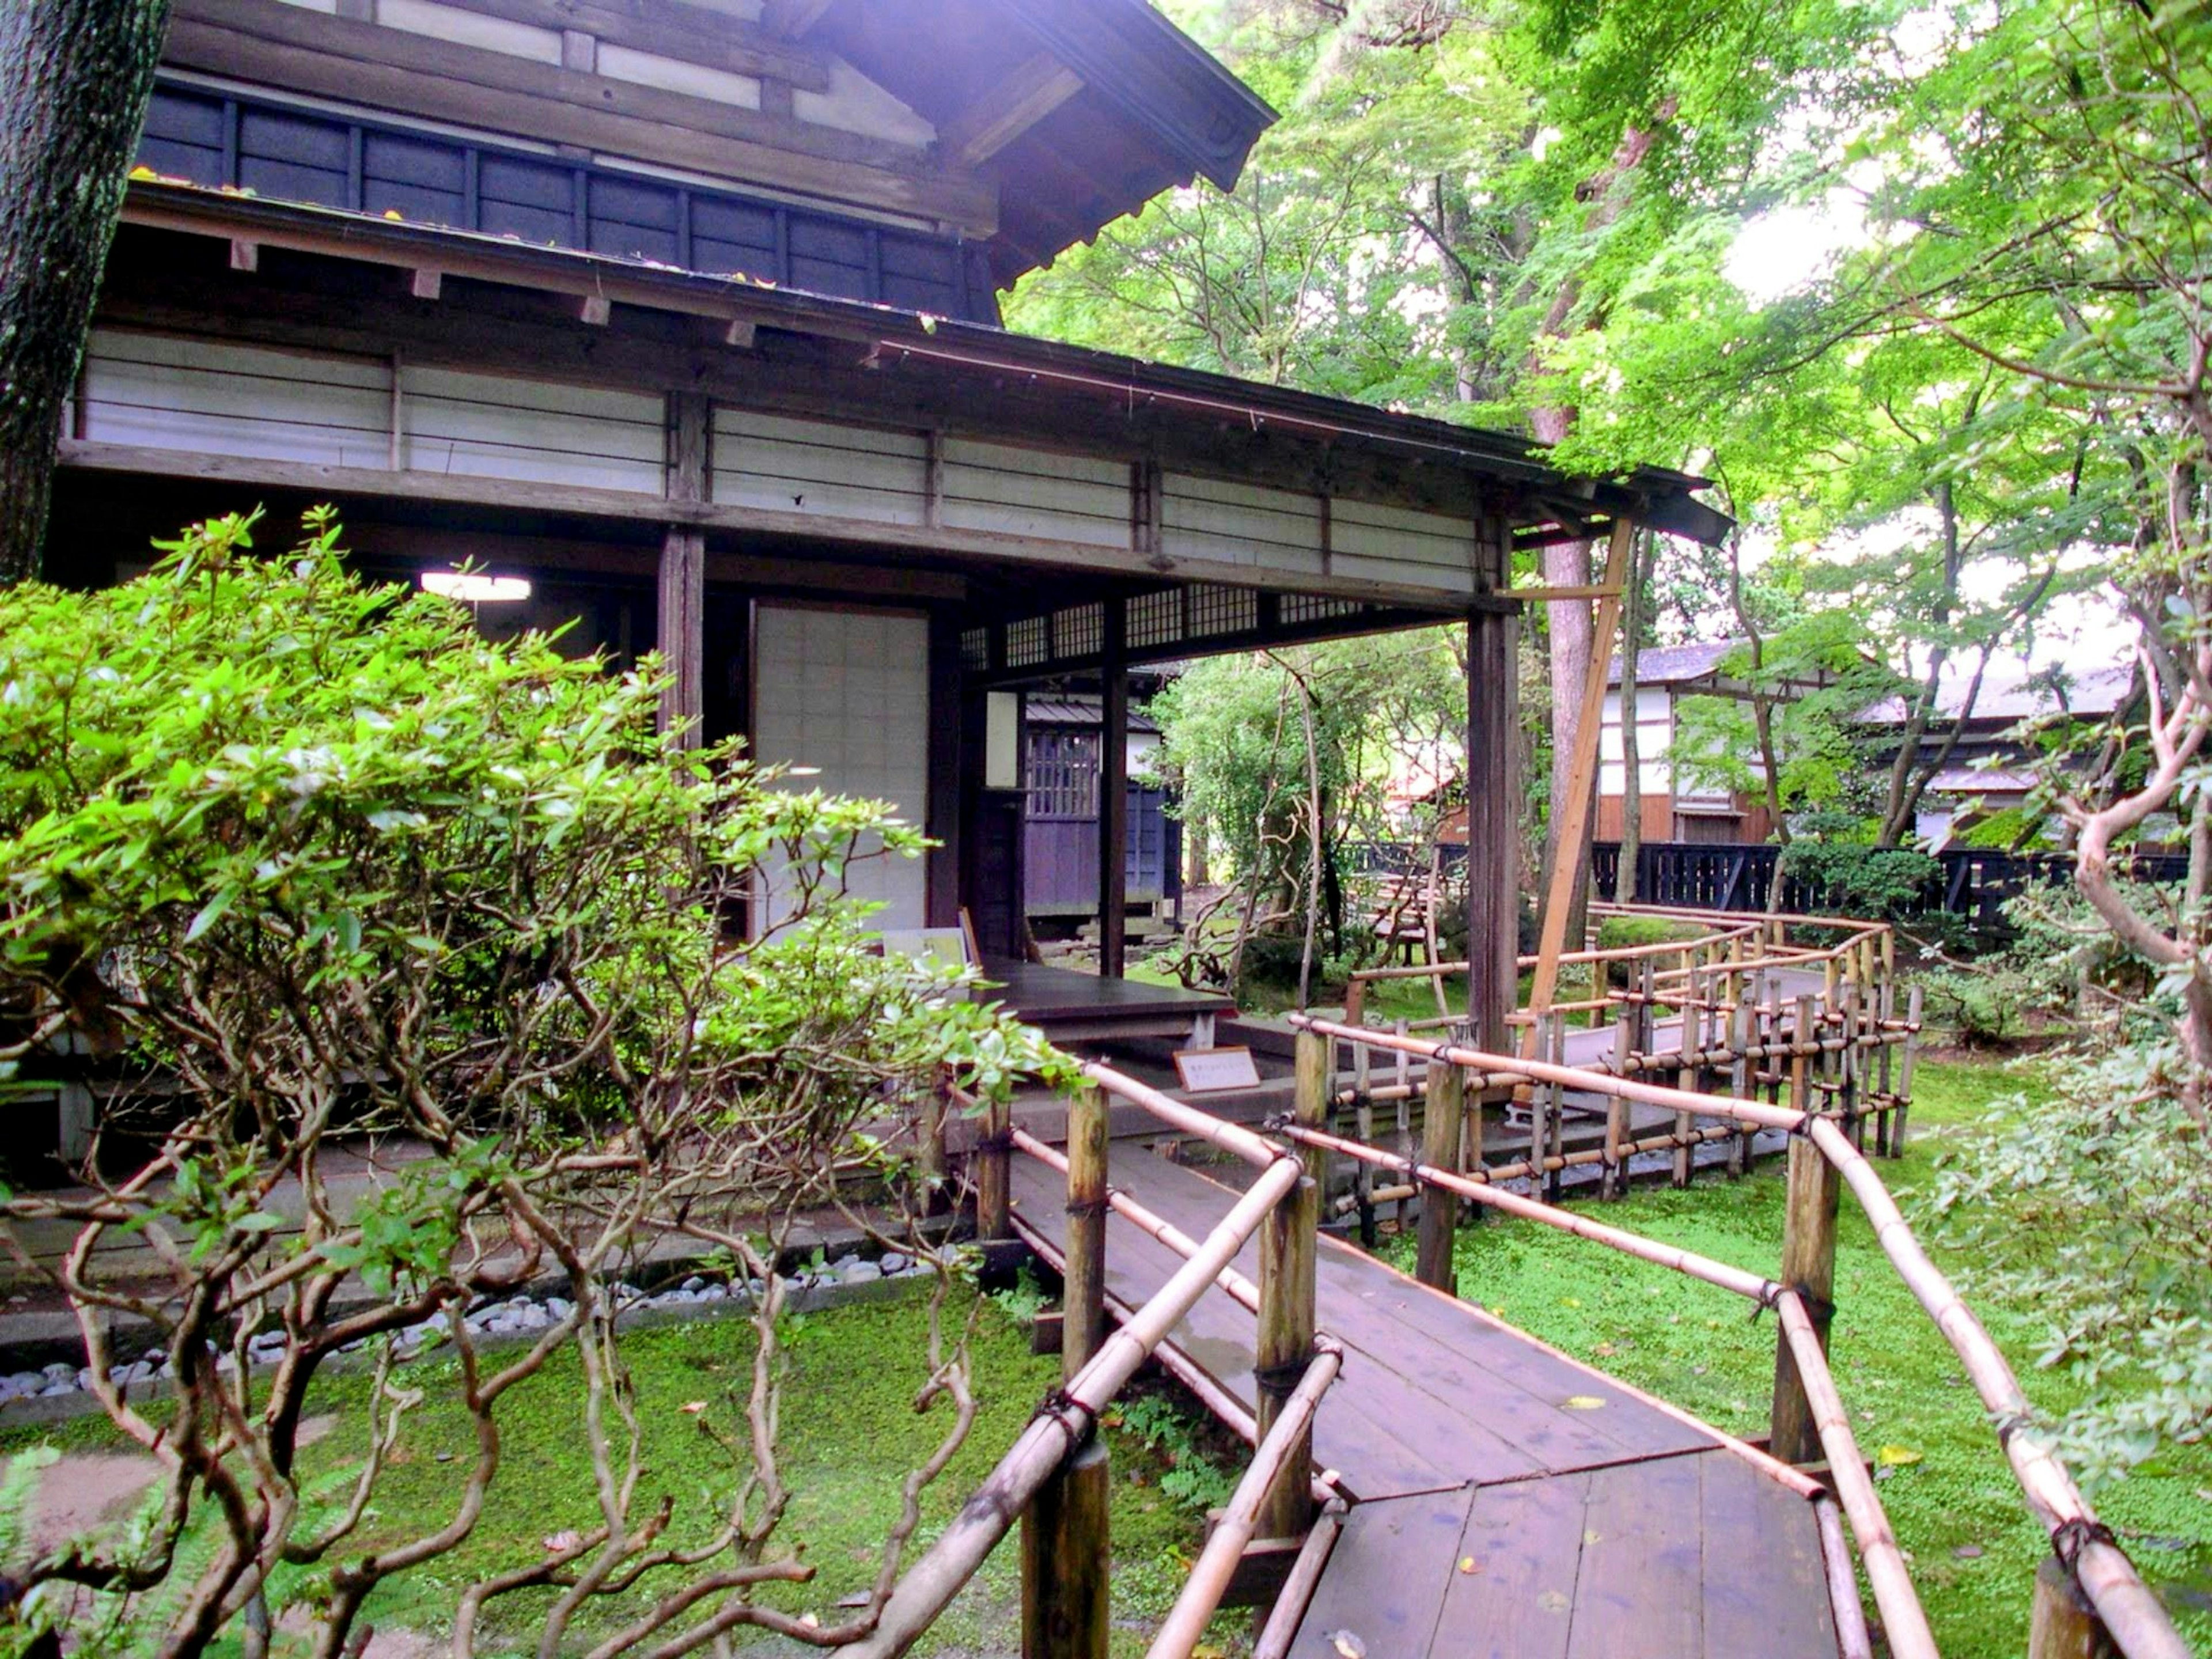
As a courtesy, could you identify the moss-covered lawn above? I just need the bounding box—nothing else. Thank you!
[3,1291,1239,1657]
[1384,1053,2212,1657]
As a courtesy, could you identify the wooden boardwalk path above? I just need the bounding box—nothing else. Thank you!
[1010,1153,1842,1658]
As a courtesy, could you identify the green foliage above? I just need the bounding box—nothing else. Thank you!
[1778,838,1941,921]
[1149,631,1463,976]
[0,508,1065,1118]
[0,512,1070,1653]
[1593,915,1702,952]
[988,1262,1051,1324]
[1107,1393,1237,1516]
[1928,1043,2212,1490]
[0,1294,1236,1654]
[1016,0,1886,440]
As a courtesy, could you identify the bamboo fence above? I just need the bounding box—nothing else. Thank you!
[1337,905,1921,1211]
[1287,1011,2192,1659]
[850,1060,1336,1659]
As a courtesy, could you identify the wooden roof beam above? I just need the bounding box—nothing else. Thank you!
[431,0,833,90]
[57,438,1475,615]
[764,0,836,39]
[940,52,1086,171]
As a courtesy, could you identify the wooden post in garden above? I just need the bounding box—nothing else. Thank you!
[1788,993,1815,1121]
[978,1090,1012,1241]
[1061,1081,1109,1371]
[1544,1013,1567,1202]
[2027,1555,2119,1659]
[1023,1081,1109,1659]
[1672,978,1695,1189]
[1256,1032,1326,1539]
[1884,960,1902,1159]
[1768,1131,1842,1467]
[1353,1034,1377,1247]
[1528,1011,1555,1198]
[1022,1439,1110,1659]
[1414,1059,1462,1291]
[1604,1013,1633,1200]
[1727,995,1752,1179]
[1460,1021,1487,1187]
[921,1071,951,1210]
[1893,984,1923,1155]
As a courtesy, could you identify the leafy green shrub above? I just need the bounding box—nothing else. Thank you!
[1779,838,1942,919]
[0,510,1066,1655]
[1926,1036,2212,1488]
[1594,915,1702,952]
[1112,1394,1236,1514]
[1918,968,2027,1047]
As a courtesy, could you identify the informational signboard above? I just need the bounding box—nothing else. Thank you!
[1172,1046,1262,1093]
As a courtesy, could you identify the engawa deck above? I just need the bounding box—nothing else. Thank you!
[1009,1152,1842,1658]
[983,956,1236,1050]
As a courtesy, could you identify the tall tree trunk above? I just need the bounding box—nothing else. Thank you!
[1722,530,1790,849]
[0,0,173,585]
[1617,529,1647,904]
[1524,115,1665,953]
[1878,480,1964,847]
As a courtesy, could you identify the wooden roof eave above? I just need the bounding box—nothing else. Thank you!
[116,181,1728,548]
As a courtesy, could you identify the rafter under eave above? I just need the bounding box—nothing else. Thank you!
[941,52,1088,169]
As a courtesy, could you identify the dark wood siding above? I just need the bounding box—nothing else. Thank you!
[1025,782,1180,916]
[137,79,989,323]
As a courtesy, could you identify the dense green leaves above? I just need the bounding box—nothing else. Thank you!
[0,512,1069,1652]
[1149,632,1464,941]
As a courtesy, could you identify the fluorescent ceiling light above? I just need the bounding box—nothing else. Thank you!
[421,571,532,603]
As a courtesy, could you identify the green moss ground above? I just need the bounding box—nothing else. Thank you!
[3,1291,1238,1657]
[1382,1053,2212,1657]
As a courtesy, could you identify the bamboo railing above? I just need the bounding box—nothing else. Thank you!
[1338,904,1921,1219]
[857,917,2175,1657]
[850,1060,1338,1659]
[1286,1012,2193,1659]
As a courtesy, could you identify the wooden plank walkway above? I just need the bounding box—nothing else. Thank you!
[1009,1153,1842,1659]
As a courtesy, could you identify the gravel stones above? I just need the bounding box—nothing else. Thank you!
[1,1247,937,1405]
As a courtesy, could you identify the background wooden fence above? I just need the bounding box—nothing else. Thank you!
[1588,842,2188,938]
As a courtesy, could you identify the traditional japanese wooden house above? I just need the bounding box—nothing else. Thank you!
[47,0,1727,1056]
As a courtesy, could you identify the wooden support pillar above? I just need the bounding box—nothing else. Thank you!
[1256,1032,1328,1539]
[925,610,964,926]
[1768,1132,1841,1465]
[2027,1555,2119,1659]
[658,391,710,747]
[1097,605,1128,980]
[1024,1080,1109,1659]
[1414,1060,1462,1291]
[657,529,705,744]
[1524,519,1635,1054]
[977,1091,1011,1242]
[1022,1438,1109,1659]
[1060,1082,1108,1370]
[1464,601,1520,1054]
